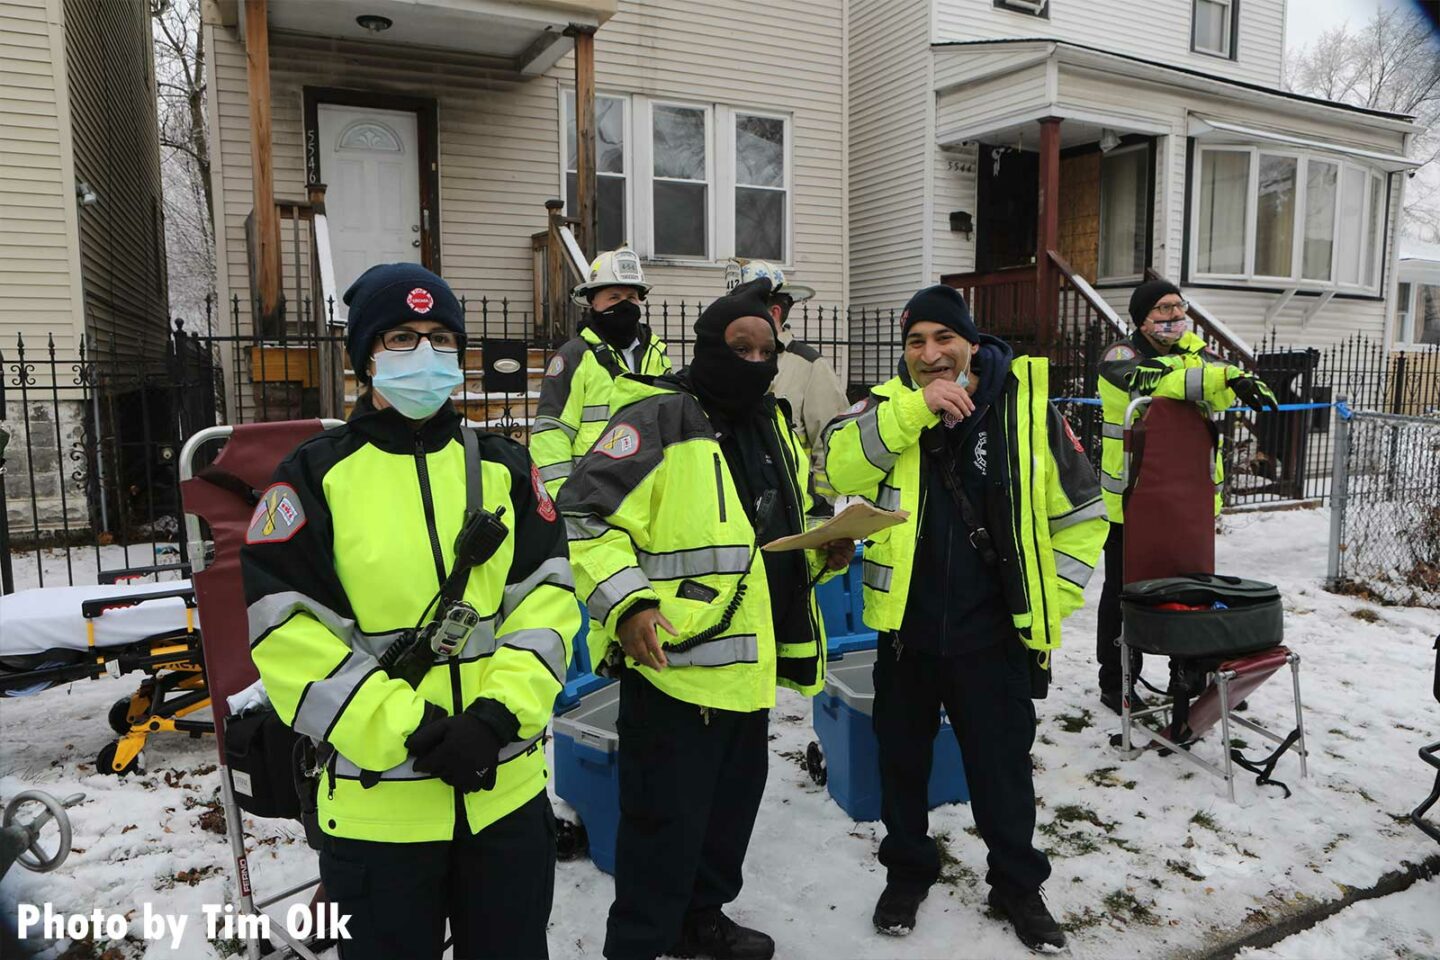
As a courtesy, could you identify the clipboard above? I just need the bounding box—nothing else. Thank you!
[761,502,910,552]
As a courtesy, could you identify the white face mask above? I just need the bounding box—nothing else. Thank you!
[371,341,464,419]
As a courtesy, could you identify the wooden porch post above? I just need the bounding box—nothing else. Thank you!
[245,0,281,331]
[1036,116,1062,349]
[569,25,598,258]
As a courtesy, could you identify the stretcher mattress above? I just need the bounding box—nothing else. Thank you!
[0,580,194,658]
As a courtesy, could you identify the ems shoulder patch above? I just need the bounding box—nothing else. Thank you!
[545,354,566,378]
[595,423,641,459]
[246,483,307,545]
[1104,344,1136,361]
[530,463,557,522]
[845,398,869,416]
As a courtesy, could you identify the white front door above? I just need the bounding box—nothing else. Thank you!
[317,103,422,320]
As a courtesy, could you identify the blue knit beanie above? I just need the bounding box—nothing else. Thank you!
[343,263,465,378]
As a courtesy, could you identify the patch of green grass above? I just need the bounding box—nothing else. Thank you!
[1229,737,1250,749]
[1189,810,1219,832]
[1037,732,1057,746]
[1350,607,1381,623]
[933,830,978,887]
[1085,766,1139,790]
[1103,889,1159,925]
[1056,709,1094,734]
[1039,804,1135,857]
[1059,906,1106,933]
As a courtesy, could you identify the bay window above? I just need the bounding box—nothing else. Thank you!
[1190,146,1388,292]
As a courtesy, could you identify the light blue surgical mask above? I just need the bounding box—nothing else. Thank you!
[371,340,464,420]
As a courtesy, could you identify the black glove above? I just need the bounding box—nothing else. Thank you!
[406,708,501,792]
[1230,374,1279,413]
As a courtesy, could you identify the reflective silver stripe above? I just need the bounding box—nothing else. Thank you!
[637,545,751,580]
[876,485,901,511]
[532,416,577,440]
[1214,480,1225,492]
[247,591,357,646]
[565,514,617,542]
[498,627,568,682]
[581,405,610,422]
[1185,367,1204,403]
[292,654,379,741]
[1049,498,1107,534]
[862,559,893,592]
[1053,550,1095,589]
[664,634,759,667]
[502,556,575,620]
[586,566,652,624]
[350,629,409,661]
[1101,422,1126,440]
[538,461,572,483]
[1100,472,1129,494]
[857,407,899,473]
[453,617,500,659]
[333,730,544,780]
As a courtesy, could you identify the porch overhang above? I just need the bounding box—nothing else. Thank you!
[226,0,615,74]
[1187,116,1419,172]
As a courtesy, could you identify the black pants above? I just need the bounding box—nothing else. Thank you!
[604,671,770,960]
[318,789,556,960]
[873,633,1050,898]
[1096,521,1145,697]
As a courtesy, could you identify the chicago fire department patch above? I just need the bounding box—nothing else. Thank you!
[530,463,557,522]
[545,355,566,378]
[1103,344,1136,361]
[595,423,641,459]
[245,484,306,544]
[406,288,435,314]
[845,398,868,416]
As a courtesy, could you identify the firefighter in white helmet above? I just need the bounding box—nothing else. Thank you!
[532,247,673,496]
[725,259,849,508]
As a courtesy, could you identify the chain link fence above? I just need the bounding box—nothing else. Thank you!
[1327,409,1440,608]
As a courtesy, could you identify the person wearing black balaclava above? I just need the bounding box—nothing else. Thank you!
[558,278,851,960]
[532,247,672,498]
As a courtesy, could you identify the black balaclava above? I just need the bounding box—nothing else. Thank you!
[688,277,779,418]
[586,297,642,348]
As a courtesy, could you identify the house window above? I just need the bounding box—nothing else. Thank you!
[1406,282,1440,345]
[1191,146,1387,292]
[1193,0,1236,57]
[1196,149,1250,275]
[651,103,711,259]
[734,113,788,261]
[564,91,628,252]
[993,0,1049,15]
[1098,146,1148,281]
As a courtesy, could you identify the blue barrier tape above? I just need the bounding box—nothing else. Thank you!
[1053,398,1339,414]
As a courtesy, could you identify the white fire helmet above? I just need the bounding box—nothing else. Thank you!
[723,258,816,302]
[570,247,652,306]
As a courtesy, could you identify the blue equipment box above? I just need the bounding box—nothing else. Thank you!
[552,682,621,875]
[812,647,969,821]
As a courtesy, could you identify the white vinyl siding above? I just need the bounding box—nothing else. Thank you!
[0,0,83,362]
[932,0,1286,88]
[209,0,844,334]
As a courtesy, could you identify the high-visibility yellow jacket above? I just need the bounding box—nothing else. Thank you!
[557,374,830,712]
[1097,330,1238,523]
[532,325,672,497]
[241,399,579,843]
[819,356,1106,659]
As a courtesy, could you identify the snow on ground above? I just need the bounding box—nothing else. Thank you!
[2,507,1438,958]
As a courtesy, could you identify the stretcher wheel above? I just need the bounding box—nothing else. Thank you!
[96,741,139,777]
[806,741,827,786]
[554,813,588,862]
[108,698,137,735]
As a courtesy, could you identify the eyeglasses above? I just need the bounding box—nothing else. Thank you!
[379,329,463,353]
[1149,300,1190,318]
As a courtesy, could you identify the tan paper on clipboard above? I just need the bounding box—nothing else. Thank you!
[761,502,910,552]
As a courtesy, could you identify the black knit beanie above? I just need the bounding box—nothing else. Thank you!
[899,285,980,342]
[1128,279,1182,327]
[694,277,777,348]
[343,263,465,379]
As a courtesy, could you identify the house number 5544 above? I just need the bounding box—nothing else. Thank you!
[945,160,974,173]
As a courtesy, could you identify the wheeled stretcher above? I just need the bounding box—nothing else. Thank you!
[1115,397,1309,799]
[0,573,213,774]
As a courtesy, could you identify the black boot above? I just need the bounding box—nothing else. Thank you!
[666,909,774,960]
[871,882,928,936]
[1100,687,1148,716]
[987,887,1066,951]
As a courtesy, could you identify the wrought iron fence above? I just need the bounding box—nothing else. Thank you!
[1326,410,1440,608]
[4,292,1439,592]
